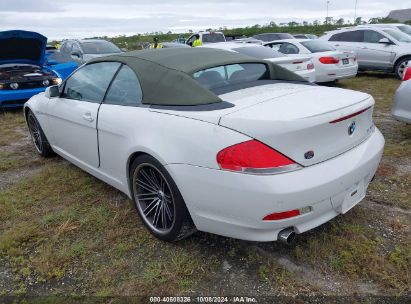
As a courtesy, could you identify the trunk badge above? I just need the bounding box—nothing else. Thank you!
[304,150,314,160]
[348,121,356,135]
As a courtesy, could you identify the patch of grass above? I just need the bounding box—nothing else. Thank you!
[338,73,400,113]
[368,173,411,210]
[0,163,217,296]
[0,110,26,146]
[258,262,292,286]
[292,207,411,293]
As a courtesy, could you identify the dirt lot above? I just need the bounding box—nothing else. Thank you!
[0,74,410,301]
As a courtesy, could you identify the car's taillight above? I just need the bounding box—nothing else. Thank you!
[216,140,301,174]
[403,67,411,81]
[307,63,315,70]
[319,57,340,64]
[263,206,312,221]
[353,56,357,62]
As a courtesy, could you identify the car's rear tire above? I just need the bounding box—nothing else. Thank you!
[130,154,196,242]
[26,110,54,157]
[394,57,411,79]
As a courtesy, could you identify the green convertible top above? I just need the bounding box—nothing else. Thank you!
[89,48,306,106]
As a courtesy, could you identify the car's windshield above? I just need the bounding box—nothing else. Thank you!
[81,41,122,54]
[383,29,411,43]
[193,63,269,90]
[300,40,335,53]
[398,25,411,36]
[233,46,283,59]
[202,33,226,43]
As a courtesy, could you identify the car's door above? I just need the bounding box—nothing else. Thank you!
[97,64,144,188]
[328,30,363,59]
[359,30,394,69]
[47,62,121,168]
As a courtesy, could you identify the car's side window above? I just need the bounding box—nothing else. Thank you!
[266,43,282,52]
[279,43,299,54]
[61,41,73,54]
[71,43,82,53]
[62,62,121,103]
[363,30,385,43]
[329,33,342,41]
[104,65,143,106]
[340,30,364,42]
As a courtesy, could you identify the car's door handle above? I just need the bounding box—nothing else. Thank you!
[360,46,367,49]
[334,44,340,47]
[82,112,94,122]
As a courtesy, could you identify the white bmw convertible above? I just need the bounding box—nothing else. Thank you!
[24,48,384,243]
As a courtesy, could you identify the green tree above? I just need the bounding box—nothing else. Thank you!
[336,18,344,25]
[355,17,363,25]
[369,17,400,24]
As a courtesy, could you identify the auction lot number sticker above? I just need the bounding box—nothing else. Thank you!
[150,296,257,303]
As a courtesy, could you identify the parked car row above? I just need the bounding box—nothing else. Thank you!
[0,32,125,109]
[321,25,411,78]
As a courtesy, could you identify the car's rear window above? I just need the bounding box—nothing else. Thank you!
[202,33,226,43]
[233,46,283,59]
[300,40,335,53]
[81,41,122,54]
[193,63,270,90]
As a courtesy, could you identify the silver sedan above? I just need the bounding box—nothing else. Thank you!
[392,64,411,124]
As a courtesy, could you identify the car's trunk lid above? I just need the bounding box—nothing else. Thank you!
[0,30,47,66]
[268,56,312,73]
[218,83,375,166]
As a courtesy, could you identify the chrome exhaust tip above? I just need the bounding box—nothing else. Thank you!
[278,227,296,244]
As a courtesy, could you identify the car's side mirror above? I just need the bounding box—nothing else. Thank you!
[378,38,392,44]
[71,51,82,59]
[45,85,60,98]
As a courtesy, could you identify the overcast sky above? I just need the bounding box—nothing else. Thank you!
[0,0,409,40]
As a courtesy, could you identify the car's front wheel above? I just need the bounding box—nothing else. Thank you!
[27,110,54,157]
[130,155,196,242]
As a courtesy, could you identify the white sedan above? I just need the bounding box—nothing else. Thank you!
[24,48,384,243]
[264,39,358,83]
[201,42,316,82]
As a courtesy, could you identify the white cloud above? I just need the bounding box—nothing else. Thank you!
[0,0,408,40]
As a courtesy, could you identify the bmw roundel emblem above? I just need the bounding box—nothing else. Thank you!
[348,121,356,135]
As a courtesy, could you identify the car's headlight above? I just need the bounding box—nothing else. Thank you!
[0,83,4,90]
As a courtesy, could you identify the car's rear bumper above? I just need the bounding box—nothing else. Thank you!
[392,81,411,124]
[316,64,358,83]
[0,88,45,108]
[166,128,384,242]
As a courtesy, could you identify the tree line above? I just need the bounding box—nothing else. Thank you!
[107,16,410,50]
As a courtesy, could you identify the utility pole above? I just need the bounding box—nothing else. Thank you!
[326,1,330,24]
[354,0,358,24]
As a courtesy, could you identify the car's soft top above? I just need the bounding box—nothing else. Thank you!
[0,30,47,66]
[89,48,305,106]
